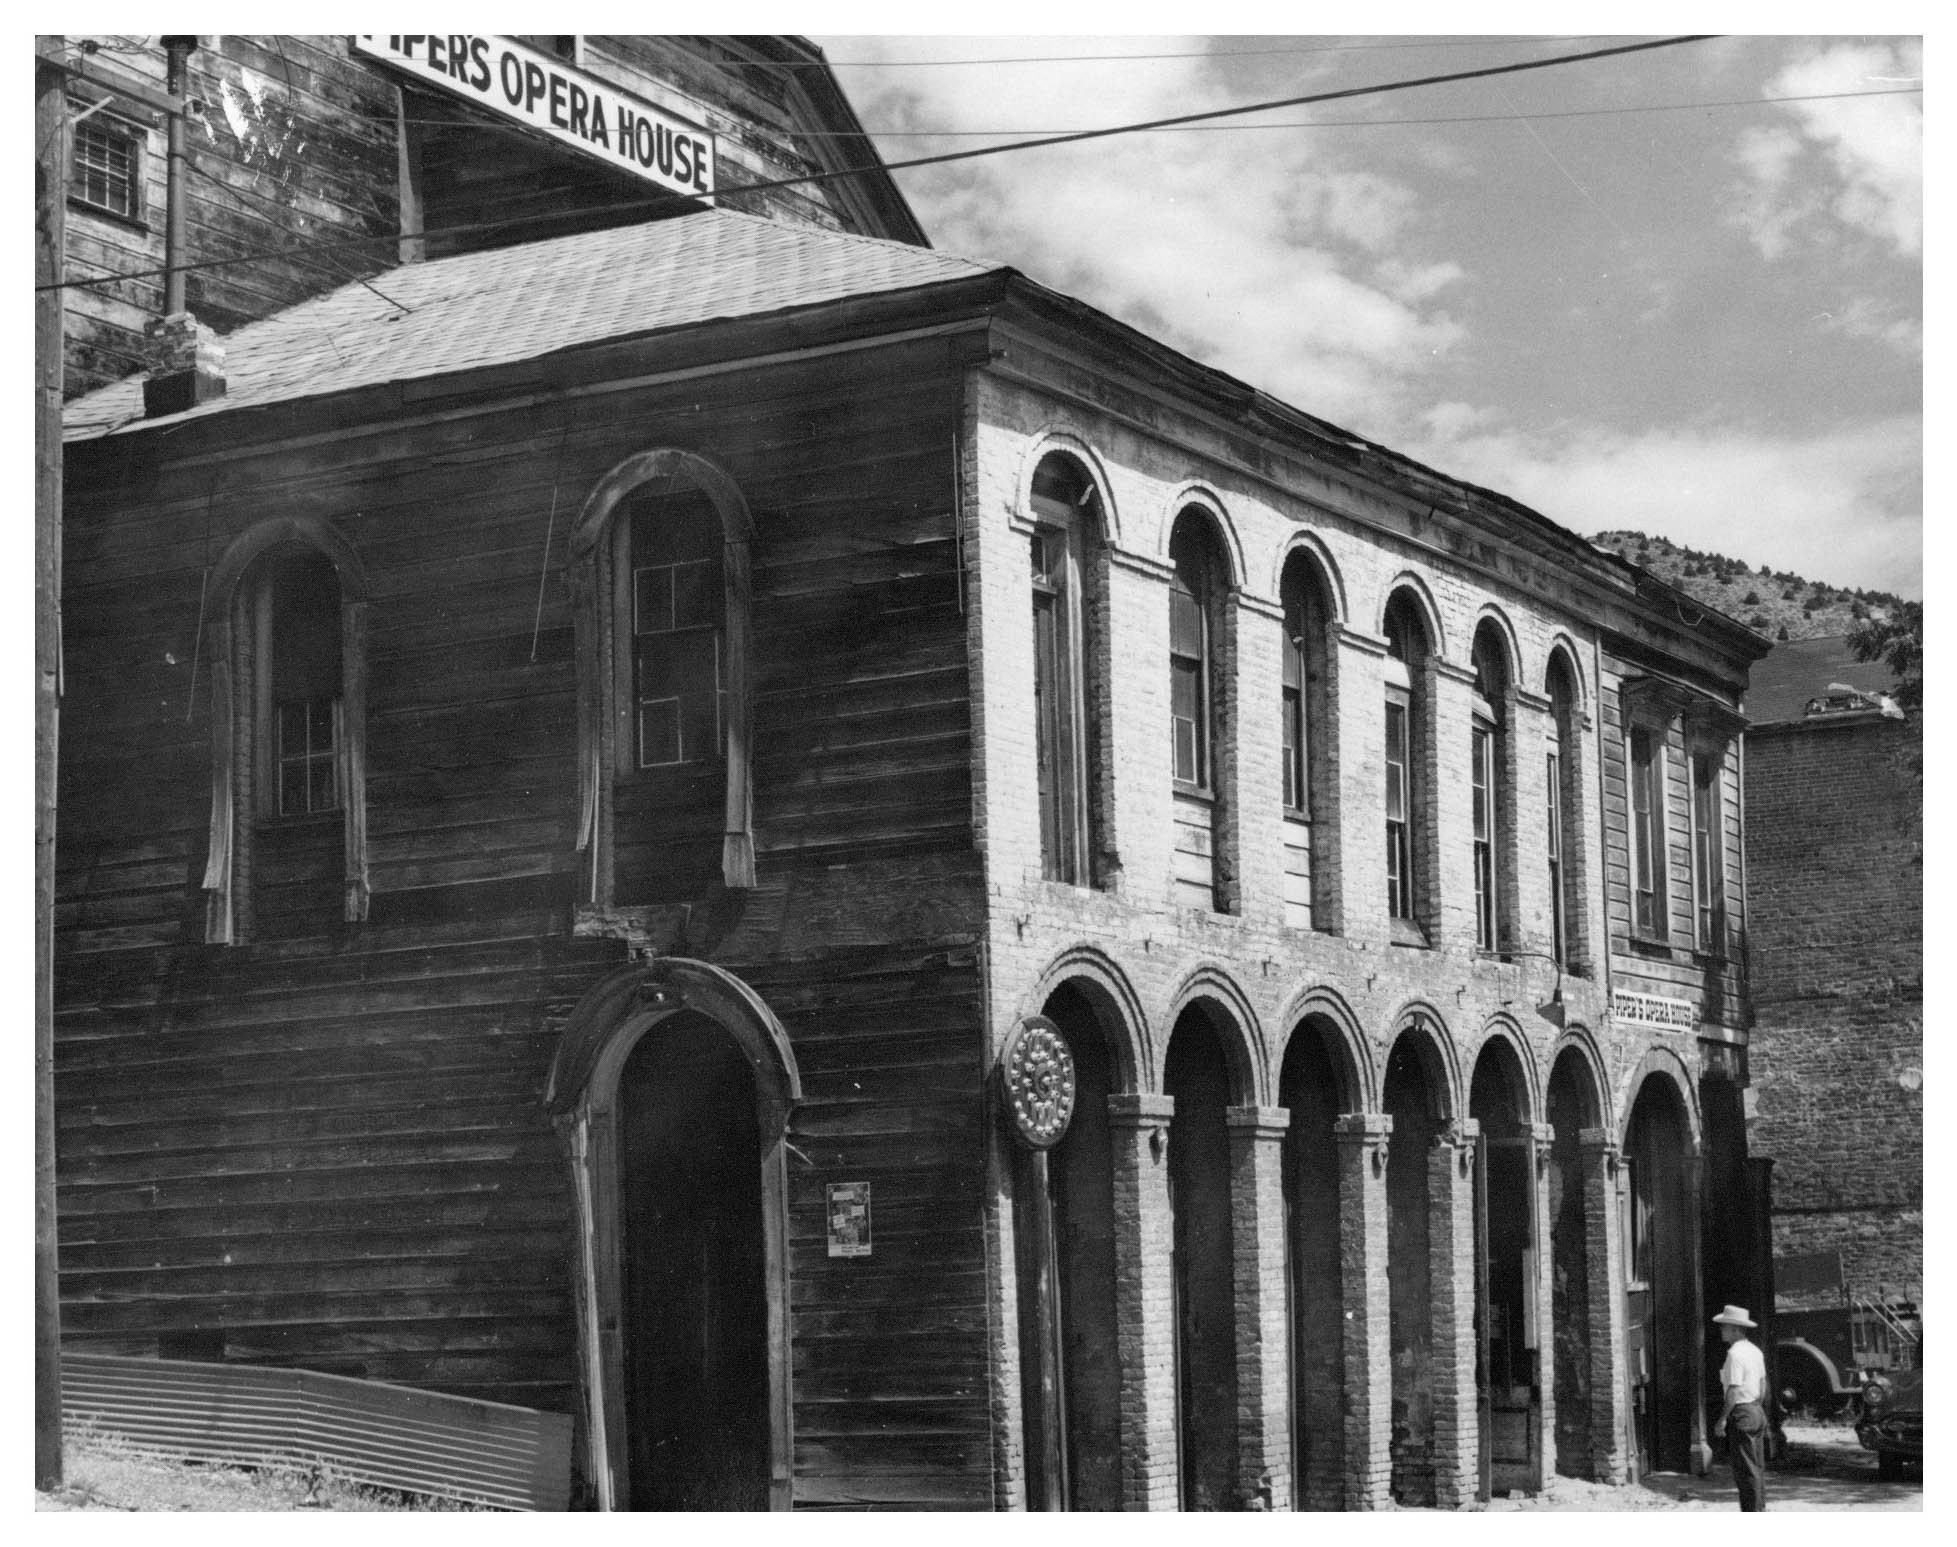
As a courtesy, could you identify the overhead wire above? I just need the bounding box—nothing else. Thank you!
[39,33,1717,297]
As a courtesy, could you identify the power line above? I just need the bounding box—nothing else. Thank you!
[40,34,1716,297]
[803,35,1611,67]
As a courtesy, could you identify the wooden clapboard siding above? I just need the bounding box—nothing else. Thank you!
[1173,789,1216,910]
[56,329,991,1505]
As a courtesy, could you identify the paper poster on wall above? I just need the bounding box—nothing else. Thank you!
[826,1181,871,1258]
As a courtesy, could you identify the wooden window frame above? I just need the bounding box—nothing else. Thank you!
[1546,739,1565,967]
[1627,722,1669,943]
[570,450,756,905]
[1472,708,1499,952]
[200,518,370,944]
[1028,457,1101,888]
[1168,534,1214,795]
[69,106,147,227]
[1689,745,1729,958]
[1382,595,1432,943]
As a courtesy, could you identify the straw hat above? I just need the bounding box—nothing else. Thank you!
[1712,1304,1757,1329]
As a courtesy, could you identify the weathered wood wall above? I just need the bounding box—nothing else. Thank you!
[56,333,991,1505]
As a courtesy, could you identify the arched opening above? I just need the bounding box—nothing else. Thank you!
[1015,981,1124,1510]
[1381,590,1436,943]
[547,960,797,1511]
[1382,1026,1446,1504]
[1165,1002,1239,1508]
[1169,509,1235,913]
[1278,551,1338,932]
[1546,1047,1602,1479]
[1697,1070,1766,1419]
[1624,1074,1697,1477]
[619,1010,768,1507]
[1278,1014,1354,1507]
[1027,453,1110,888]
[1469,1037,1538,1496]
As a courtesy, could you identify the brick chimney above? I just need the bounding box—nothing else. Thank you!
[142,311,225,417]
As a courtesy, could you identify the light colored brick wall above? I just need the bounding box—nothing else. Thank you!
[1227,1106,1292,1509]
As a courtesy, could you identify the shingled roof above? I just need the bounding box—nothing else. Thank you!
[63,208,1000,438]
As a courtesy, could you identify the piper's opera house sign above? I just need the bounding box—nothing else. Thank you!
[353,35,715,201]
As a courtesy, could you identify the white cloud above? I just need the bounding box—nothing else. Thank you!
[1729,40,1922,260]
[1411,414,1923,597]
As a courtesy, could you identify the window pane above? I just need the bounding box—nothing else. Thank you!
[1174,716,1198,787]
[311,756,338,813]
[635,566,675,635]
[638,697,681,767]
[1169,587,1203,659]
[670,558,720,630]
[280,760,308,816]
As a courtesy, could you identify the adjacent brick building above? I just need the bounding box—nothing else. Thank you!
[52,32,1771,1511]
[1744,639,1921,1303]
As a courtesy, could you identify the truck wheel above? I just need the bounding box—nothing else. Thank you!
[1778,1349,1846,1417]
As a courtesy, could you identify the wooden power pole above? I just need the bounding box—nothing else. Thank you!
[35,35,66,1492]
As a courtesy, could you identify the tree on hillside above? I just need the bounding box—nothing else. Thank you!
[1849,600,1923,712]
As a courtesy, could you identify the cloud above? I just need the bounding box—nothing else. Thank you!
[1729,40,1922,260]
[831,35,1468,430]
[1410,414,1923,597]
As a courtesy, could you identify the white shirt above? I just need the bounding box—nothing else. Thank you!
[1720,1336,1767,1404]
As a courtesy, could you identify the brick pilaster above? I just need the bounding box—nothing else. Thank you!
[1335,1112,1392,1509]
[1428,1118,1481,1510]
[1227,1104,1291,1509]
[1579,1128,1630,1484]
[1109,1092,1178,1509]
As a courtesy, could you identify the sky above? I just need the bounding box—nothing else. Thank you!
[812,30,1925,598]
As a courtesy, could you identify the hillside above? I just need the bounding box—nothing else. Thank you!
[1589,531,1905,643]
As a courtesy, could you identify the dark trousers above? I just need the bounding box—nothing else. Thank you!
[1727,1401,1768,1511]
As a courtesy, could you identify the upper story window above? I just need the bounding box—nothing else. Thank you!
[1629,722,1668,940]
[1469,624,1512,954]
[71,112,144,222]
[1381,590,1432,937]
[1546,651,1583,970]
[1168,518,1219,793]
[571,450,755,908]
[1691,748,1728,954]
[1279,548,1338,932]
[1028,453,1104,887]
[201,522,370,945]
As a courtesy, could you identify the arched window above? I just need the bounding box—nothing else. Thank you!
[1279,550,1336,931]
[1470,622,1513,954]
[571,451,755,908]
[201,519,369,944]
[1169,509,1232,912]
[1381,590,1432,940]
[1028,452,1105,887]
[1545,652,1583,969]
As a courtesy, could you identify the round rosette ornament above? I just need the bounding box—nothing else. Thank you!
[999,1016,1077,1150]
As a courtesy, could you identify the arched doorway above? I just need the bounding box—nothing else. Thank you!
[1546,1046,1603,1479]
[546,959,799,1511]
[1469,1036,1539,1497]
[1381,1026,1448,1506]
[1623,1072,1698,1477]
[1278,1013,1356,1508]
[1014,982,1123,1510]
[1165,1003,1239,1510]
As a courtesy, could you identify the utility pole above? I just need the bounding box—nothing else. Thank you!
[35,34,67,1494]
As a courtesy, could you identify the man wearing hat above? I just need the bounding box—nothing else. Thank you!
[1712,1304,1769,1510]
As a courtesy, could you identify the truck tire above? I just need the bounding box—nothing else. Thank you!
[1777,1346,1847,1418]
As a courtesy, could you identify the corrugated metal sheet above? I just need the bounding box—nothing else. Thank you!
[61,1353,573,1511]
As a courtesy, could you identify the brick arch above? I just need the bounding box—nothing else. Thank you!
[1380,1000,1461,1120]
[1467,1014,1541,1127]
[1544,633,1590,713]
[1377,570,1448,661]
[1470,604,1522,694]
[1619,1045,1703,1151]
[1546,1024,1612,1132]
[1158,482,1247,592]
[1273,985,1376,1113]
[1161,964,1267,1106]
[1271,529,1348,622]
[1016,427,1123,549]
[1020,944,1154,1097]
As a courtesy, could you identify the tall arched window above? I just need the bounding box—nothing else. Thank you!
[1028,453,1105,887]
[201,518,369,944]
[571,450,754,908]
[1279,550,1336,931]
[1470,622,1513,954]
[1545,651,1583,969]
[1169,509,1232,912]
[1381,590,1432,941]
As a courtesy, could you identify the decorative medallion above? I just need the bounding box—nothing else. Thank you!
[1001,1016,1077,1150]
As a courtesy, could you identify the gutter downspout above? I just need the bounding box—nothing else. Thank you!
[162,36,194,316]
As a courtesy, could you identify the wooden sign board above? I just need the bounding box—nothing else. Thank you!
[353,35,715,201]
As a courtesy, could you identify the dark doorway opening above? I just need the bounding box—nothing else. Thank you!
[619,1010,769,1509]
[1470,1041,1539,1497]
[1382,1032,1442,1506]
[1624,1077,1695,1477]
[1547,1050,1599,1479]
[1165,1007,1238,1510]
[1279,1017,1347,1508]
[1015,984,1122,1510]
